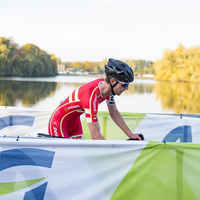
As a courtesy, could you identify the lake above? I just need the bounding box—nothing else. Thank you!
[0,75,199,114]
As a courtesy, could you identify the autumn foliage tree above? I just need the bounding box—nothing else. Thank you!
[0,37,155,77]
[154,45,200,82]
[0,37,58,77]
[0,37,17,76]
[65,59,154,74]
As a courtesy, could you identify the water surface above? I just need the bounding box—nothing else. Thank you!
[0,75,199,114]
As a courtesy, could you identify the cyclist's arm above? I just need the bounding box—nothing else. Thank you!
[107,103,142,140]
[87,122,105,140]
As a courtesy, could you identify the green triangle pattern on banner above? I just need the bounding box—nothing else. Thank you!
[82,112,146,140]
[0,177,46,196]
[110,141,200,200]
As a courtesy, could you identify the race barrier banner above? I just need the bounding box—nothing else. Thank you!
[0,106,200,143]
[0,138,200,200]
[0,107,200,199]
[0,106,51,137]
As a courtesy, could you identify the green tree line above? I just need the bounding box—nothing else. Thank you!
[154,45,200,82]
[0,37,58,76]
[64,59,154,74]
[0,37,155,77]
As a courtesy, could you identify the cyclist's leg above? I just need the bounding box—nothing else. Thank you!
[68,117,83,139]
[48,107,83,138]
[48,110,69,138]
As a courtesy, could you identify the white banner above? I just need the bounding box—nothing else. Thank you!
[1,138,200,200]
[0,138,145,200]
[135,113,200,142]
[0,107,200,143]
[0,106,52,137]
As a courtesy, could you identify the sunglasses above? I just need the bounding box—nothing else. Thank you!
[118,81,129,87]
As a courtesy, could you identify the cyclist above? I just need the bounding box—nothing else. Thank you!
[48,58,144,140]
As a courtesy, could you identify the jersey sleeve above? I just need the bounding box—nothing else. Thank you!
[79,79,111,123]
[84,92,99,123]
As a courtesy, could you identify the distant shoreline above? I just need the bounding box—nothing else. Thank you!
[58,73,154,80]
[0,74,154,80]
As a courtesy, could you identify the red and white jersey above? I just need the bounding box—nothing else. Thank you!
[59,78,115,123]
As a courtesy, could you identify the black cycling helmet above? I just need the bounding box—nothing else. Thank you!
[105,58,134,83]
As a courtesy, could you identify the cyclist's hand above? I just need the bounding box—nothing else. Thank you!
[127,133,144,141]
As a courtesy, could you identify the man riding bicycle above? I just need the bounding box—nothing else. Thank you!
[48,58,144,140]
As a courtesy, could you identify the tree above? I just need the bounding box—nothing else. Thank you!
[154,45,200,82]
[72,62,83,69]
[0,38,60,77]
[0,37,16,76]
[16,44,57,76]
[83,61,94,71]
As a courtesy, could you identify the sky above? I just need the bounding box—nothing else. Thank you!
[1,0,200,62]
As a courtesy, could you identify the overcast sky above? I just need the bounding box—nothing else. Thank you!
[1,0,200,62]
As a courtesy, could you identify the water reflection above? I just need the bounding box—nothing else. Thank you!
[154,82,200,114]
[126,83,154,94]
[0,77,199,114]
[0,80,57,107]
